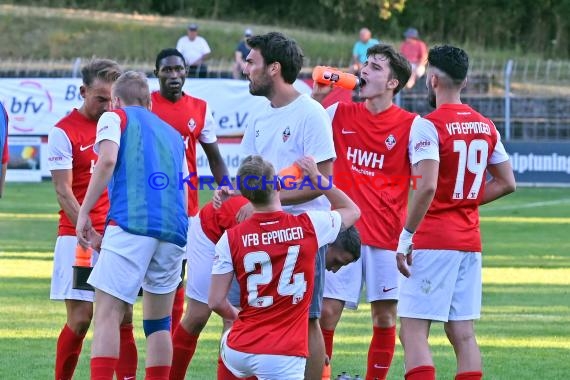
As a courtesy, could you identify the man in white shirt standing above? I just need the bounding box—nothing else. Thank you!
[176,23,211,78]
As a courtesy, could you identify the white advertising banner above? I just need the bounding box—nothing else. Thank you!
[0,78,312,137]
[196,140,243,178]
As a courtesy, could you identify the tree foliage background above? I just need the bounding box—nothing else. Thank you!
[3,0,568,57]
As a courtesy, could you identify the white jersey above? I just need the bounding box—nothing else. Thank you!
[241,94,336,214]
[176,35,211,66]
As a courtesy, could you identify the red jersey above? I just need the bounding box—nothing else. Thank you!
[151,91,207,216]
[217,210,340,357]
[400,39,428,65]
[331,102,418,250]
[200,196,250,243]
[48,109,108,236]
[412,104,504,251]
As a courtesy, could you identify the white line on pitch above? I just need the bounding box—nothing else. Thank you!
[482,198,570,212]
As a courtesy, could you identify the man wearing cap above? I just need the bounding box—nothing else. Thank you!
[232,28,253,79]
[400,27,428,89]
[176,23,211,78]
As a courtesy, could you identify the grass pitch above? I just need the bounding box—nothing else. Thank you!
[0,182,569,379]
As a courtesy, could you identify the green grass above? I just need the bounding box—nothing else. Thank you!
[0,5,357,65]
[0,4,562,71]
[1,182,570,379]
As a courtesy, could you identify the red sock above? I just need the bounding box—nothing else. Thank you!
[366,325,396,380]
[170,325,199,380]
[55,324,86,380]
[91,357,118,380]
[216,355,256,380]
[455,371,483,380]
[145,365,170,380]
[321,328,335,361]
[116,323,138,379]
[405,366,435,380]
[171,287,185,335]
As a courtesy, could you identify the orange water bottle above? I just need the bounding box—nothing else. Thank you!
[278,164,303,187]
[73,245,94,291]
[321,362,332,380]
[312,66,360,90]
[74,245,92,267]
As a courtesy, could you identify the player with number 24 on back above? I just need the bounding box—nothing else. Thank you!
[208,155,360,380]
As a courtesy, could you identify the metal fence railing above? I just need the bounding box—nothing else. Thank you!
[1,57,569,141]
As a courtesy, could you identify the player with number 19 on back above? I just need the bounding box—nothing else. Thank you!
[396,45,516,380]
[209,155,360,380]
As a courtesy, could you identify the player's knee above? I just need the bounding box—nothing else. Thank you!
[67,303,93,334]
[182,316,208,335]
[143,316,171,337]
[122,306,134,324]
[444,323,475,347]
[69,317,91,335]
[320,299,344,329]
[371,300,397,327]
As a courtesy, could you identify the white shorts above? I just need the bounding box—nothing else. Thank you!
[220,330,306,380]
[50,235,99,302]
[185,216,216,304]
[323,245,399,309]
[397,250,482,322]
[185,215,199,259]
[88,225,185,304]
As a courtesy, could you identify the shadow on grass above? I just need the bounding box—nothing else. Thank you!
[0,253,53,261]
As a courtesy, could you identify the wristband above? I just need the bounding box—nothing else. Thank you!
[397,228,414,256]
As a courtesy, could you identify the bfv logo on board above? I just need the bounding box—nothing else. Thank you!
[7,80,54,133]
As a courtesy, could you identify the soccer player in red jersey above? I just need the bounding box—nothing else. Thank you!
[169,195,361,379]
[396,45,516,380]
[0,102,9,198]
[152,48,229,333]
[312,44,431,380]
[47,59,138,380]
[209,155,360,380]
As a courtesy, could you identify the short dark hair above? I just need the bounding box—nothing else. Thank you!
[155,48,186,71]
[246,32,303,84]
[330,225,361,261]
[113,71,150,107]
[428,45,469,84]
[366,44,411,95]
[81,59,122,87]
[237,155,278,205]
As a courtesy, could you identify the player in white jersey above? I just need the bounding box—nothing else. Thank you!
[223,32,336,379]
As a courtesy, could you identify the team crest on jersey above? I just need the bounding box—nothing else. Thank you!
[282,127,291,142]
[188,118,196,132]
[385,134,396,150]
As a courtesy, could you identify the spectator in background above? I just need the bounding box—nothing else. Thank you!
[233,28,253,79]
[400,28,428,89]
[351,28,379,74]
[0,102,8,198]
[176,23,211,78]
